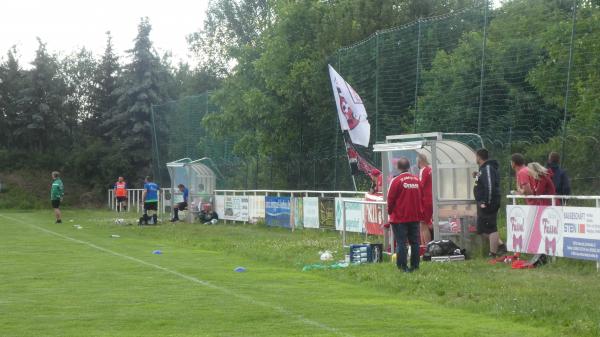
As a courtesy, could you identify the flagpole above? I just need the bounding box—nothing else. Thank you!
[343,134,358,192]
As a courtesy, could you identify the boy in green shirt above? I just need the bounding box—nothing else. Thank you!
[51,171,64,223]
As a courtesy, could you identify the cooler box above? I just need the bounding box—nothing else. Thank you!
[349,243,383,264]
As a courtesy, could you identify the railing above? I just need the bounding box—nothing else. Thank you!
[107,188,170,215]
[507,194,600,206]
[341,199,387,248]
[215,189,366,198]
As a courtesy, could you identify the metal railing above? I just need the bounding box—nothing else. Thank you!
[215,189,366,198]
[507,194,600,207]
[107,188,170,215]
[341,199,387,248]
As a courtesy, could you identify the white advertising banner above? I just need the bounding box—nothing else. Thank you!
[303,197,320,229]
[215,195,225,219]
[335,198,364,233]
[223,196,249,222]
[248,196,265,221]
[507,205,600,261]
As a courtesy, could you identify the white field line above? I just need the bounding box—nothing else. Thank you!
[0,214,351,337]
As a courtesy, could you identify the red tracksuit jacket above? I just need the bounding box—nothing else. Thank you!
[387,172,423,224]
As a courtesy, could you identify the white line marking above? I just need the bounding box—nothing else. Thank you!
[0,214,351,337]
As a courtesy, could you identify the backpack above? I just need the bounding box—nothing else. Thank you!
[423,240,465,261]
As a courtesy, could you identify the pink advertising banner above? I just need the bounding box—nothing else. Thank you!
[507,205,600,261]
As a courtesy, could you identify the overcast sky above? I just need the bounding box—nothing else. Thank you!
[0,0,209,66]
[1,0,504,67]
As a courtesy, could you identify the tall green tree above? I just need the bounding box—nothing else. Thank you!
[0,47,26,149]
[89,32,120,137]
[106,18,173,180]
[19,39,71,153]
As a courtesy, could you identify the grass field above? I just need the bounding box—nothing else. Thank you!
[1,210,599,337]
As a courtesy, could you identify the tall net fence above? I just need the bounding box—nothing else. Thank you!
[153,1,600,194]
[151,93,237,186]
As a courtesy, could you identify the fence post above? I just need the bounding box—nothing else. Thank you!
[413,18,422,133]
[313,157,317,190]
[334,51,341,190]
[560,0,577,168]
[477,0,489,134]
[375,32,379,144]
[342,200,347,248]
[255,154,259,190]
[150,104,162,186]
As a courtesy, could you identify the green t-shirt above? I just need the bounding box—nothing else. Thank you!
[51,178,64,200]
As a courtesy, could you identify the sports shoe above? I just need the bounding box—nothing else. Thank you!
[497,244,508,256]
[55,219,62,224]
[170,218,178,223]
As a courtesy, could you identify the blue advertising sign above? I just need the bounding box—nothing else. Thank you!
[265,196,291,228]
[563,237,600,261]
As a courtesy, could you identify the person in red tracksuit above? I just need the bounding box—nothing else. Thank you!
[417,153,433,245]
[387,157,423,272]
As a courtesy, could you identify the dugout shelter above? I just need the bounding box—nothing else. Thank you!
[166,157,221,222]
[373,132,482,250]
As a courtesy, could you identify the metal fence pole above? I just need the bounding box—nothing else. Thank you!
[560,0,578,168]
[375,32,379,143]
[477,0,489,134]
[342,200,347,248]
[413,18,422,133]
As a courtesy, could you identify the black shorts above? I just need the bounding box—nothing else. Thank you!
[477,205,498,234]
[51,199,60,209]
[175,202,188,210]
[144,202,158,211]
[116,196,127,202]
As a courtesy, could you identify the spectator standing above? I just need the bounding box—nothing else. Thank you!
[527,162,556,206]
[141,176,160,225]
[50,171,64,224]
[368,169,383,194]
[417,153,433,245]
[473,149,505,257]
[387,157,423,272]
[546,152,571,196]
[113,176,128,212]
[511,153,535,205]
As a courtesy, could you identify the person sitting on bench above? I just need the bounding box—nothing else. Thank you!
[171,184,189,222]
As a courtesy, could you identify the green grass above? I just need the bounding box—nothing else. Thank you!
[1,210,599,336]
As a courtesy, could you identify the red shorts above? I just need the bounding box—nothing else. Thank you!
[422,203,433,228]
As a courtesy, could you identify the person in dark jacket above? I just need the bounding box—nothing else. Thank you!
[473,149,505,257]
[547,152,571,196]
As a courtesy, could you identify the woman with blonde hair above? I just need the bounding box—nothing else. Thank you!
[417,152,433,245]
[527,162,556,206]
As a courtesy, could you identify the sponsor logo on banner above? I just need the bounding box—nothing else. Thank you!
[319,198,335,229]
[265,196,291,228]
[364,194,384,235]
[290,197,304,229]
[540,207,561,256]
[223,196,249,222]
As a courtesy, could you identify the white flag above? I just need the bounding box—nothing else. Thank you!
[328,65,371,147]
